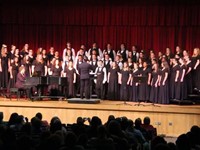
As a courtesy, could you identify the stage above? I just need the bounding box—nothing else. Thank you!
[0,98,200,137]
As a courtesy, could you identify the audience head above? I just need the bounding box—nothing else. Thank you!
[108,120,121,136]
[0,111,200,150]
[151,136,167,150]
[97,125,107,139]
[45,134,63,150]
[143,116,151,125]
[90,116,102,127]
[8,112,19,126]
[107,115,115,122]
[176,134,191,150]
[16,135,32,150]
[154,143,171,150]
[134,118,142,128]
[35,112,43,120]
[50,116,62,133]
[31,117,42,131]
[65,131,78,148]
[167,142,177,150]
[76,117,84,125]
[0,112,3,123]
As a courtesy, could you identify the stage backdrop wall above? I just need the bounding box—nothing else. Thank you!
[0,0,200,55]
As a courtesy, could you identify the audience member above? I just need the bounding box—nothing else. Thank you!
[0,112,199,150]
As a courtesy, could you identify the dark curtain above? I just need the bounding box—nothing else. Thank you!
[0,0,200,54]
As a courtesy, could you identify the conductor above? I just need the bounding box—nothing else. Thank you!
[78,58,92,99]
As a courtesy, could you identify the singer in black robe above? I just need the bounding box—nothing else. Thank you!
[107,63,120,100]
[149,68,159,103]
[120,68,131,101]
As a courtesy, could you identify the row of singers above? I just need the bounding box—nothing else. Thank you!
[1,42,197,70]
[13,55,200,104]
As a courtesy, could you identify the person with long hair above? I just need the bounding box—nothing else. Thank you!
[138,57,143,70]
[8,45,16,67]
[15,66,31,99]
[15,66,26,89]
[8,57,20,89]
[158,61,170,104]
[47,47,55,63]
[178,58,186,100]
[165,47,174,65]
[48,59,63,96]
[28,49,35,65]
[192,48,200,90]
[119,62,132,101]
[107,61,120,100]
[149,63,160,103]
[127,58,133,70]
[42,49,48,65]
[64,61,76,98]
[47,58,56,76]
[170,58,180,100]
[14,49,21,64]
[157,51,163,66]
[183,50,189,60]
[175,46,183,58]
[138,61,151,102]
[20,44,29,58]
[36,47,42,55]
[130,63,140,102]
[50,59,63,77]
[0,44,9,89]
[32,54,47,76]
[185,56,193,95]
[21,55,31,77]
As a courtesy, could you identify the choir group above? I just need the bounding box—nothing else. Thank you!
[0,42,200,104]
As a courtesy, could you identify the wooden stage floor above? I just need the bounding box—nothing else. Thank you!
[0,97,200,137]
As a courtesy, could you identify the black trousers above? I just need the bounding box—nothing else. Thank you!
[96,82,105,99]
[80,79,90,99]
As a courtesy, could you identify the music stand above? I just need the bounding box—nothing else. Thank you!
[116,86,132,106]
[116,96,132,106]
[134,76,160,107]
[133,76,147,106]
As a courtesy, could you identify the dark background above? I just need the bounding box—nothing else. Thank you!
[0,0,200,54]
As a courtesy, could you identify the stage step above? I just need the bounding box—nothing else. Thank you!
[170,99,195,105]
[75,94,98,98]
[187,94,200,104]
[67,98,100,104]
[188,94,200,100]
